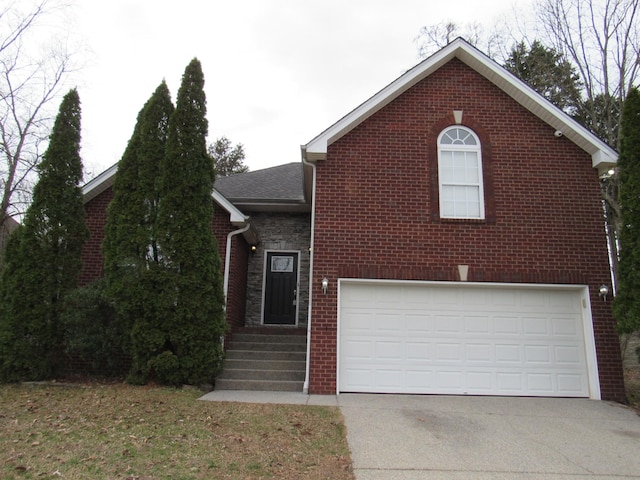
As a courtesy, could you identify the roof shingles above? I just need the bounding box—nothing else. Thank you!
[214,162,305,203]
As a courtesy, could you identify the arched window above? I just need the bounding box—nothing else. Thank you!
[437,126,484,219]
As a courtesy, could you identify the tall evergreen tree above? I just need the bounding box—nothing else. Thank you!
[0,89,87,381]
[146,58,226,385]
[613,87,640,335]
[504,40,583,116]
[102,82,174,381]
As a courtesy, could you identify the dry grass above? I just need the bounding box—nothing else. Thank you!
[625,368,640,413]
[0,382,354,479]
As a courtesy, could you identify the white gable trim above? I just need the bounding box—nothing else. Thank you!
[82,164,250,227]
[302,37,617,173]
[82,164,119,202]
[212,190,248,226]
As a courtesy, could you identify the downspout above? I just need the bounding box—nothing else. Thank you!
[223,223,251,308]
[301,154,317,394]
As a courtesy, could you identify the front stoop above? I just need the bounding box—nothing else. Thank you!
[215,330,307,392]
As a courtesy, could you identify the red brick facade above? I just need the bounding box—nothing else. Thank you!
[211,207,249,330]
[308,59,626,401]
[80,186,248,330]
[80,188,113,285]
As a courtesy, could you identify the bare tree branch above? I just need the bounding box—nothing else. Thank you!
[0,0,78,230]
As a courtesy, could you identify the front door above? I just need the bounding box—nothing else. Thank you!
[264,252,298,325]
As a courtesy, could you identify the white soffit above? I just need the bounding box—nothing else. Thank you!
[303,38,617,171]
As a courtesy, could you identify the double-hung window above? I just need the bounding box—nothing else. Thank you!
[437,126,484,219]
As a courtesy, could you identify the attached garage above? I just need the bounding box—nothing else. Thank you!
[338,280,601,399]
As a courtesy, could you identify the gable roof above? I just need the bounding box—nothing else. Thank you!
[214,162,309,212]
[82,164,258,243]
[302,37,617,175]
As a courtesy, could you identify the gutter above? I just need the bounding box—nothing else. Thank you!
[223,223,251,307]
[301,149,317,393]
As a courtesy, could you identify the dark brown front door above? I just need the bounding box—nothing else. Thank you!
[264,252,298,325]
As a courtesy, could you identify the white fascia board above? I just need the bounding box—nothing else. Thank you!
[303,38,618,172]
[462,45,618,168]
[82,163,118,202]
[212,189,248,226]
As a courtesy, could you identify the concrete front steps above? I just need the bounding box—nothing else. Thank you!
[215,329,307,392]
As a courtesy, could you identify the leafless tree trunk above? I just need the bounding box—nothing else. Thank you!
[536,0,639,291]
[414,21,508,61]
[0,0,77,231]
[536,0,640,148]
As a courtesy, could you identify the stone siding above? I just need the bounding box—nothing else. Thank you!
[245,212,311,327]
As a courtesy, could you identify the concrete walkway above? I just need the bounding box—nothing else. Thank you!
[200,389,338,406]
[200,391,640,479]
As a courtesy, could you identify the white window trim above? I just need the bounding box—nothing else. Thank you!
[437,127,485,220]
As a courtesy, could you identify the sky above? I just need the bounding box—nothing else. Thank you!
[66,0,530,178]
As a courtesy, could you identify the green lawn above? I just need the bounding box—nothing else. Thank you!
[0,383,354,479]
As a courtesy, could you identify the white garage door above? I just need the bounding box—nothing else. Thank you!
[339,281,599,398]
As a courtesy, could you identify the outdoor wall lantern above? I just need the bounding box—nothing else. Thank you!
[599,284,609,301]
[321,277,329,295]
[250,245,257,255]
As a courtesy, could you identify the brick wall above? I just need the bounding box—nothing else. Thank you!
[308,58,626,401]
[80,188,113,285]
[212,207,249,329]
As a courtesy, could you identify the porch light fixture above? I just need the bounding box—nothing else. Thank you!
[321,277,329,295]
[599,284,609,301]
[250,245,257,255]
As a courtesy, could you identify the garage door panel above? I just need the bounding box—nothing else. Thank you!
[495,344,521,362]
[341,367,373,389]
[527,373,554,392]
[342,339,373,360]
[339,282,593,397]
[436,343,463,361]
[462,289,491,306]
[374,312,404,334]
[525,345,552,363]
[435,315,463,333]
[377,369,405,388]
[464,316,491,334]
[406,314,435,333]
[465,343,492,362]
[407,342,432,361]
[522,317,550,335]
[552,317,580,336]
[430,288,458,306]
[343,311,371,332]
[494,317,520,335]
[468,371,493,390]
[497,372,524,391]
[555,345,582,365]
[492,290,518,307]
[407,370,435,389]
[377,341,403,360]
[557,374,586,393]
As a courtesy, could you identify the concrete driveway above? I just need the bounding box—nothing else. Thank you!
[338,394,640,479]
